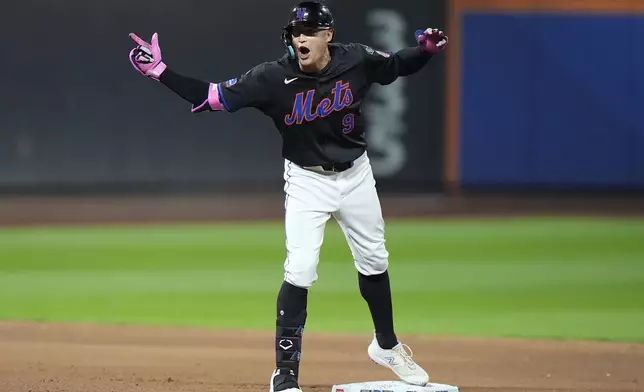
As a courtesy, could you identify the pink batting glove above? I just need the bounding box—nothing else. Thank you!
[129,32,167,81]
[416,28,448,54]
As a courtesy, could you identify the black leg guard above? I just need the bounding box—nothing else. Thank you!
[275,281,308,378]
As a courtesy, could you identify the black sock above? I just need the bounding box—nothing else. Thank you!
[359,270,398,349]
[275,281,308,378]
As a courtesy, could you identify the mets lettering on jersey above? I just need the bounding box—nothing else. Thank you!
[284,80,354,126]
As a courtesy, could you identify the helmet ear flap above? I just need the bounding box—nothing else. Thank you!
[281,28,296,59]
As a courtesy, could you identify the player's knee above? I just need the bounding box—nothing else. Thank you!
[284,255,319,289]
[284,270,317,288]
[356,259,388,276]
[355,246,389,276]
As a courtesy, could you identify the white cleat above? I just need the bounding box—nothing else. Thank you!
[367,336,430,386]
[269,368,302,392]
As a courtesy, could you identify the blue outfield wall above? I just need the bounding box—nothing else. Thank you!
[460,13,644,189]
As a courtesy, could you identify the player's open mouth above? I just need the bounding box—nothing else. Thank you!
[298,46,311,59]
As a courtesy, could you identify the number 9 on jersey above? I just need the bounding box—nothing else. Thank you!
[342,113,355,134]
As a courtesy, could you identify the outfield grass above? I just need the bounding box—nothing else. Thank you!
[0,218,643,342]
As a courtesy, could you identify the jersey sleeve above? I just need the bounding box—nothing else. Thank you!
[217,62,272,113]
[352,43,400,86]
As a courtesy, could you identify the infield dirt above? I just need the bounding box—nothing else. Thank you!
[0,322,642,392]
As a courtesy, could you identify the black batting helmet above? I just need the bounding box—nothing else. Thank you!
[281,1,334,58]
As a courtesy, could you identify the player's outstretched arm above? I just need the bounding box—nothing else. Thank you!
[129,32,272,114]
[359,28,448,85]
[396,28,448,76]
[128,32,225,113]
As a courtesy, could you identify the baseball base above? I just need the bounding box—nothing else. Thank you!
[331,381,459,392]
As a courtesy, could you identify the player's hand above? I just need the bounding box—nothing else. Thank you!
[415,28,448,54]
[129,32,167,81]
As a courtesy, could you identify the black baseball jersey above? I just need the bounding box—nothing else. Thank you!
[216,43,416,167]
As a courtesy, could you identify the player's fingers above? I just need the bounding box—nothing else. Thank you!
[151,32,159,49]
[135,46,153,60]
[129,33,150,48]
[437,35,448,48]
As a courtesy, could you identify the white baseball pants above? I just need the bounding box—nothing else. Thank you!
[282,151,389,288]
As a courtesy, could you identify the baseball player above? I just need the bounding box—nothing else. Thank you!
[128,2,447,391]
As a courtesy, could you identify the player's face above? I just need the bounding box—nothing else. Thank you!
[291,26,333,71]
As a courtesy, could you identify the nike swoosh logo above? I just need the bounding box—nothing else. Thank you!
[284,77,298,84]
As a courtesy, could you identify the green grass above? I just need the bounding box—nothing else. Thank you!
[0,218,643,342]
